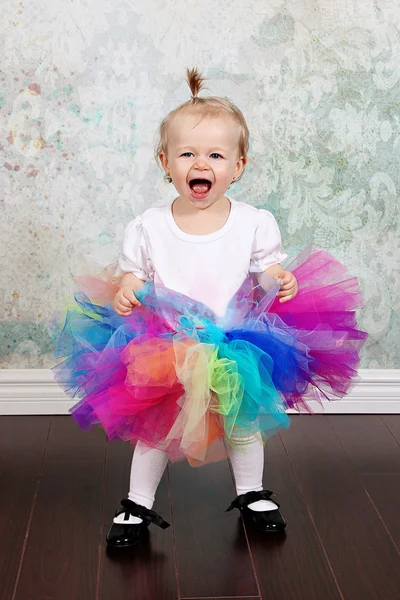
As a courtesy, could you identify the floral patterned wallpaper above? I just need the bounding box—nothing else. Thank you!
[0,0,399,369]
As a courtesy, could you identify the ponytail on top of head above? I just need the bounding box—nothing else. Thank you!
[186,67,206,101]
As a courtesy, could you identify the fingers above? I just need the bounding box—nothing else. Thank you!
[118,296,133,308]
[278,283,298,302]
[114,306,134,316]
[276,271,298,303]
[113,288,141,316]
[275,272,292,284]
[274,273,291,288]
[122,289,141,306]
[278,281,294,291]
[279,292,297,303]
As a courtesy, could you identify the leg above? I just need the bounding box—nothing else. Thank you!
[226,433,286,531]
[107,441,169,547]
[128,441,169,509]
[113,441,169,524]
[227,434,277,511]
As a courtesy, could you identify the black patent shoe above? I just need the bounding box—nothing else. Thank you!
[106,498,171,548]
[226,490,286,533]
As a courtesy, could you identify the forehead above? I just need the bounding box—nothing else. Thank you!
[167,111,239,149]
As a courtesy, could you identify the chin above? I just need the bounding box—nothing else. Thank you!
[189,196,218,209]
[191,200,214,209]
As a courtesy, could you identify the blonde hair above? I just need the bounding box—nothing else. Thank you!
[155,68,249,178]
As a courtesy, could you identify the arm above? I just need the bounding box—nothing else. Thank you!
[112,272,146,316]
[120,272,146,292]
[264,263,298,303]
[263,263,284,280]
[114,215,151,316]
[250,209,297,303]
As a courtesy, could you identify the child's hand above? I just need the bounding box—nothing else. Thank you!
[112,286,141,316]
[275,270,298,303]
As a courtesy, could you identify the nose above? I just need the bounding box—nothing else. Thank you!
[193,158,210,170]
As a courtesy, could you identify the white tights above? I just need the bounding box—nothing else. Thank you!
[114,436,276,524]
[127,435,267,507]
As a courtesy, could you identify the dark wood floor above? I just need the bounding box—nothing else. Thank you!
[1,415,399,600]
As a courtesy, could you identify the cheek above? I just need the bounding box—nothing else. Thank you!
[170,163,183,176]
[177,167,189,181]
[172,160,189,175]
[171,163,190,184]
[214,163,236,182]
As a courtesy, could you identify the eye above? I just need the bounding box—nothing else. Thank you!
[181,152,194,157]
[210,153,223,159]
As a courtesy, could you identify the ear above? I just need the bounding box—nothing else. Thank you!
[232,156,247,181]
[159,151,170,175]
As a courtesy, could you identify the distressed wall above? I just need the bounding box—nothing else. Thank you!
[0,0,399,368]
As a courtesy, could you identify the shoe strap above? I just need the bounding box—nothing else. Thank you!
[120,499,171,529]
[225,490,277,512]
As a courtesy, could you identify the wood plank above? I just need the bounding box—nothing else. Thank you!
[14,417,104,600]
[381,415,400,445]
[0,416,50,600]
[280,416,400,600]
[328,415,400,473]
[361,473,400,550]
[170,457,259,599]
[245,432,342,600]
[14,460,104,600]
[45,415,106,462]
[329,416,400,552]
[99,441,178,600]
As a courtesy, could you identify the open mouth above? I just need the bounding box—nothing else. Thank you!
[188,178,213,200]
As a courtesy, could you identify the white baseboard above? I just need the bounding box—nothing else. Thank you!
[0,368,399,415]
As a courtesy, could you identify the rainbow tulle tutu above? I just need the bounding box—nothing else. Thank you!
[53,246,367,465]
